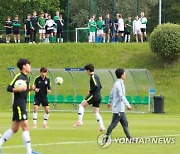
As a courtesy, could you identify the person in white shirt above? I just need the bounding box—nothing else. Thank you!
[118,14,124,42]
[140,11,148,41]
[103,68,132,143]
[133,16,143,42]
[45,15,56,43]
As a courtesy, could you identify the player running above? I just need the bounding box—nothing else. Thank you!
[74,64,105,131]
[0,58,39,154]
[32,67,51,128]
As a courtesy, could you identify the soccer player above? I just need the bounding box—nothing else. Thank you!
[45,15,56,43]
[88,15,96,43]
[31,11,38,43]
[104,13,112,43]
[12,15,21,43]
[103,68,132,143]
[0,58,39,154]
[56,14,64,43]
[133,15,143,42]
[96,15,105,43]
[0,34,3,43]
[24,14,32,43]
[53,11,60,43]
[32,67,51,128]
[4,16,12,43]
[117,14,124,42]
[74,64,105,131]
[124,17,132,43]
[140,11,148,41]
[38,12,46,43]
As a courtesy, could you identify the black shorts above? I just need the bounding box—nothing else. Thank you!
[12,105,28,121]
[34,97,49,107]
[57,30,63,38]
[13,29,20,35]
[141,28,146,33]
[104,28,111,34]
[119,31,124,34]
[46,29,53,34]
[124,31,131,35]
[6,29,12,35]
[26,29,32,36]
[85,95,101,108]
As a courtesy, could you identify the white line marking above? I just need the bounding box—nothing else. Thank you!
[2,134,180,149]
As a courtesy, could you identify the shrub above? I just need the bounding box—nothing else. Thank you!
[149,23,180,62]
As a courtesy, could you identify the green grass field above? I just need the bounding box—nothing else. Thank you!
[0,43,179,154]
[0,111,180,154]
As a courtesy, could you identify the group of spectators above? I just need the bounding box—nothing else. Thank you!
[0,10,64,44]
[88,11,147,43]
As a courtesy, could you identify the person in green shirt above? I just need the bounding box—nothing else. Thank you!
[12,15,21,43]
[96,15,105,43]
[38,12,46,43]
[124,17,132,43]
[53,11,60,43]
[88,15,96,43]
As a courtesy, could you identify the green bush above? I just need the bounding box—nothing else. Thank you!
[149,23,180,62]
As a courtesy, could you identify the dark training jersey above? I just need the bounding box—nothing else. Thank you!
[34,76,51,100]
[7,72,29,108]
[24,19,32,30]
[89,73,102,97]
[31,16,38,30]
[5,20,12,33]
[12,20,20,31]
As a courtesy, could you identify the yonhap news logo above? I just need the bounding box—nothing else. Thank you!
[97,134,176,148]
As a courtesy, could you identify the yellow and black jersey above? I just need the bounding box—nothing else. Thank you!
[7,72,29,107]
[34,76,51,99]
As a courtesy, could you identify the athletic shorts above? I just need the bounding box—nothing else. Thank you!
[124,31,131,35]
[119,31,124,34]
[39,29,45,34]
[140,28,146,33]
[97,30,104,36]
[13,29,20,35]
[46,29,53,34]
[34,97,49,107]
[57,30,63,38]
[134,29,141,35]
[6,29,12,35]
[104,28,111,34]
[85,95,101,108]
[26,29,31,36]
[12,105,28,121]
[53,28,57,33]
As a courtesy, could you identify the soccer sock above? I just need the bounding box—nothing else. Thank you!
[44,113,49,124]
[124,35,127,42]
[22,131,32,154]
[95,112,104,128]
[57,38,60,43]
[18,39,20,43]
[128,35,131,43]
[33,112,37,125]
[61,38,63,43]
[78,104,84,123]
[121,36,124,42]
[0,128,14,147]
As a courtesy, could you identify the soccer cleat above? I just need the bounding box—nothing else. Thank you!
[32,150,41,154]
[43,124,49,128]
[73,121,83,127]
[33,124,37,128]
[99,126,105,132]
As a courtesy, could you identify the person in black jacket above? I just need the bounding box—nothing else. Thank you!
[74,64,105,131]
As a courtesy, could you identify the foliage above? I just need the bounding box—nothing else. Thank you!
[149,23,180,62]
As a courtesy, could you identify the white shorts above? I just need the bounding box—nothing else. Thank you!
[97,30,104,36]
[39,29,45,34]
[134,29,141,35]
[53,28,57,33]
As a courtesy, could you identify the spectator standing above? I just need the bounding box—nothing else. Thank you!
[133,16,143,42]
[104,13,112,43]
[4,16,12,43]
[88,15,96,43]
[124,17,132,43]
[31,11,38,43]
[140,11,148,41]
[12,15,21,43]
